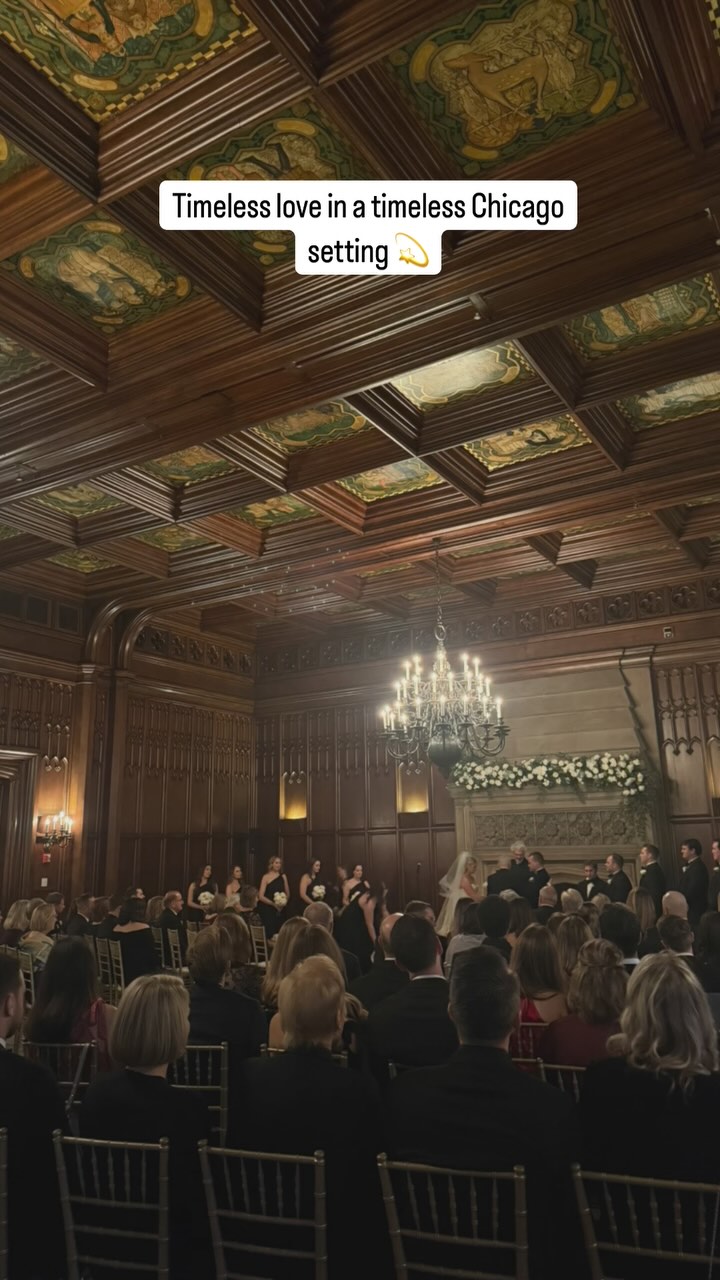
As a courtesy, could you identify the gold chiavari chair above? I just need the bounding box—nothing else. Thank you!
[0,1129,7,1280]
[17,951,35,1008]
[165,930,186,975]
[151,927,165,967]
[95,938,114,1003]
[511,1021,548,1059]
[24,1042,98,1116]
[53,1132,169,1280]
[168,1043,229,1145]
[541,1062,586,1103]
[573,1166,720,1279]
[107,939,125,1003]
[261,1044,348,1068]
[250,924,269,966]
[199,1142,327,1280]
[82,934,97,963]
[511,1057,546,1079]
[378,1156,529,1280]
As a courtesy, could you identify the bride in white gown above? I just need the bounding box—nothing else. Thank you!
[436,851,482,936]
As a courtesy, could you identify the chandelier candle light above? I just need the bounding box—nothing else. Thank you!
[379,543,509,776]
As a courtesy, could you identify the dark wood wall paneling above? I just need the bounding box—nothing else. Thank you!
[653,660,720,862]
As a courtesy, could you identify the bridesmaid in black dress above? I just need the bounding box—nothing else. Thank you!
[258,856,290,940]
[299,859,328,908]
[336,881,387,973]
[186,864,218,923]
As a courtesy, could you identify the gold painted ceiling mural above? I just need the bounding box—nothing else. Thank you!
[250,401,372,452]
[0,524,20,542]
[48,549,117,573]
[464,414,589,470]
[0,335,46,387]
[170,100,374,267]
[138,446,238,485]
[2,218,194,334]
[385,0,638,176]
[565,276,720,358]
[0,133,36,184]
[392,342,532,408]
[618,372,720,427]
[233,495,316,527]
[339,457,442,502]
[0,0,254,120]
[707,0,720,48]
[136,526,212,551]
[37,483,124,516]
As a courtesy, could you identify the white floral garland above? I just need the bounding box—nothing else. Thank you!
[452,752,647,798]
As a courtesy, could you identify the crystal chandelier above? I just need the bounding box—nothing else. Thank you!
[378,542,509,776]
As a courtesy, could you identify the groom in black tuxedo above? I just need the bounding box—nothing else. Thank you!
[638,844,666,917]
[680,838,709,927]
[604,853,632,903]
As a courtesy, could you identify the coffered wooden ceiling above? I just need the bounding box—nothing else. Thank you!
[2,0,720,657]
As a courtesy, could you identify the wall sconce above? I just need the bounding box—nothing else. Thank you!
[280,771,307,821]
[397,763,429,815]
[36,812,73,859]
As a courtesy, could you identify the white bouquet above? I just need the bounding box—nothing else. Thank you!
[198,891,214,907]
[311,884,326,900]
[273,892,288,909]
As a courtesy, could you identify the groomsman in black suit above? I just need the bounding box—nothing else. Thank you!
[524,851,550,909]
[709,837,720,911]
[680,838,709,927]
[604,853,632,904]
[638,844,666,917]
[576,861,604,902]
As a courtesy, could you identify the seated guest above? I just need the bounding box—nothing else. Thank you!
[524,851,550,908]
[486,855,515,896]
[604,853,632,904]
[445,897,473,941]
[80,974,210,1280]
[236,884,262,929]
[27,936,116,1070]
[443,900,487,976]
[403,900,436,926]
[560,888,583,915]
[187,927,264,1068]
[577,861,604,902]
[580,952,720,1183]
[47,891,66,938]
[627,886,661,957]
[95,891,125,939]
[478,895,512,962]
[267,925,349,1048]
[237,956,384,1280]
[0,953,66,1280]
[214,911,261,1002]
[695,911,720,992]
[555,914,592,982]
[657,913,702,979]
[599,903,642,975]
[159,890,188,963]
[112,898,160,983]
[0,899,30,947]
[507,894,534,947]
[367,915,458,1069]
[303,900,361,983]
[19,902,56,970]
[66,894,95,937]
[92,896,110,931]
[349,913,408,1011]
[511,923,568,1027]
[535,884,558,926]
[539,939,627,1067]
[388,947,579,1279]
[260,917,309,1011]
[579,902,600,937]
[145,895,164,925]
[547,912,565,940]
[592,893,610,914]
[662,889,689,919]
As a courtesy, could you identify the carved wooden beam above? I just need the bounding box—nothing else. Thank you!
[0,273,107,388]
[241,0,324,81]
[301,484,366,534]
[0,167,93,260]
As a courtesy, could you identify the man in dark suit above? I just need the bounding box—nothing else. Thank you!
[657,914,703,980]
[0,953,66,1279]
[600,903,641,975]
[47,891,66,938]
[604,853,632,903]
[160,889,189,963]
[66,892,95,936]
[303,901,360,984]
[681,838,709,928]
[486,855,515,896]
[366,915,458,1070]
[535,884,558,926]
[638,844,666,917]
[509,842,530,895]
[523,851,550,909]
[576,861,604,902]
[349,913,408,1011]
[95,890,125,939]
[387,947,580,1278]
[710,837,720,911]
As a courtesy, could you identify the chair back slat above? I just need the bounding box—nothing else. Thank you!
[199,1142,327,1280]
[511,1058,545,1080]
[95,939,113,1002]
[166,931,184,973]
[107,940,125,1003]
[150,927,165,967]
[540,1062,585,1102]
[168,1044,229,1145]
[250,924,269,965]
[24,1042,98,1114]
[378,1156,529,1280]
[18,951,35,1007]
[0,1129,7,1280]
[54,1132,170,1280]
[573,1166,720,1278]
[510,1022,547,1059]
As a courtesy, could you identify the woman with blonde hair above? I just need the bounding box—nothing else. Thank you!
[260,916,309,1009]
[19,903,56,969]
[214,911,261,1001]
[80,973,210,1276]
[267,927,367,1053]
[555,914,593,980]
[0,899,30,947]
[540,938,627,1067]
[581,952,720,1181]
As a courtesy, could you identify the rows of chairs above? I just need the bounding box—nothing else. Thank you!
[1,1126,717,1280]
